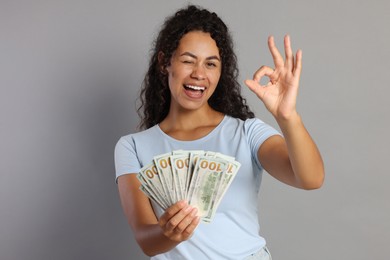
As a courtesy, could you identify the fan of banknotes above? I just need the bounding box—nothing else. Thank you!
[137,150,241,223]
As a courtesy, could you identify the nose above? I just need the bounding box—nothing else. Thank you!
[190,64,206,80]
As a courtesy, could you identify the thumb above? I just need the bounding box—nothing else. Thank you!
[244,79,266,100]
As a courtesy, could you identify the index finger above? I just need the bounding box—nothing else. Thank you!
[268,35,284,68]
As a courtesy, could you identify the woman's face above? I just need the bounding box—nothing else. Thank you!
[166,31,221,112]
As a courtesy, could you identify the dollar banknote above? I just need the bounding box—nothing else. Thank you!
[186,150,204,199]
[138,163,169,206]
[138,150,240,223]
[154,153,176,205]
[170,152,190,201]
[187,156,227,222]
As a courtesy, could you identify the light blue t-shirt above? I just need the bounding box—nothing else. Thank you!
[114,115,280,260]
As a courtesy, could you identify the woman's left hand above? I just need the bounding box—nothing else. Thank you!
[245,35,302,121]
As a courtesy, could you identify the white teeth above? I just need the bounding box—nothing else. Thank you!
[186,85,205,91]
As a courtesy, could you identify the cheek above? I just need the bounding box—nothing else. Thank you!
[167,71,176,86]
[168,66,184,82]
[210,72,221,86]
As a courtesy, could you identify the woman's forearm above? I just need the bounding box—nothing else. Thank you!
[276,112,325,189]
[134,223,181,256]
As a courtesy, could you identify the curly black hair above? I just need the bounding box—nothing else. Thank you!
[138,5,254,129]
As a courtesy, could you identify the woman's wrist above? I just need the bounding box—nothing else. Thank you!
[275,110,302,131]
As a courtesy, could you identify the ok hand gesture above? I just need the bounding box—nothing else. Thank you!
[245,35,302,121]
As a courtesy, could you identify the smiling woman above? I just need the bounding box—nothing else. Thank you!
[164,31,222,117]
[137,5,254,130]
[114,4,324,260]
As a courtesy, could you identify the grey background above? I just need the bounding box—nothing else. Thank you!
[1,0,389,259]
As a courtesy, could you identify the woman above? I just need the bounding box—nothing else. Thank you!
[115,5,324,260]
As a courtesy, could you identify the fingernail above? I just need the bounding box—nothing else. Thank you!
[178,200,188,207]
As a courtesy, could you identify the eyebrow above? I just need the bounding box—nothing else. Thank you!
[180,52,220,61]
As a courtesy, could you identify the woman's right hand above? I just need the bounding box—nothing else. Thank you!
[158,200,200,242]
[118,175,200,256]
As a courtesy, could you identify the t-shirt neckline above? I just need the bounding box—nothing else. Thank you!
[156,115,228,143]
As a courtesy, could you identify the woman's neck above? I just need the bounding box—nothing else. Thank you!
[159,106,224,140]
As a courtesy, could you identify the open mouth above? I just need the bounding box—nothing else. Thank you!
[183,84,206,93]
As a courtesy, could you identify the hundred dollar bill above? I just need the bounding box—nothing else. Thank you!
[139,163,169,206]
[193,153,240,222]
[188,156,227,222]
[209,153,239,204]
[185,150,205,199]
[214,159,240,206]
[137,150,241,223]
[137,173,169,209]
[154,153,175,204]
[206,159,241,222]
[139,183,168,210]
[170,152,190,201]
[201,153,240,221]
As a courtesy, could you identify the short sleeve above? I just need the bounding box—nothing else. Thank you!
[114,136,141,183]
[244,118,281,170]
